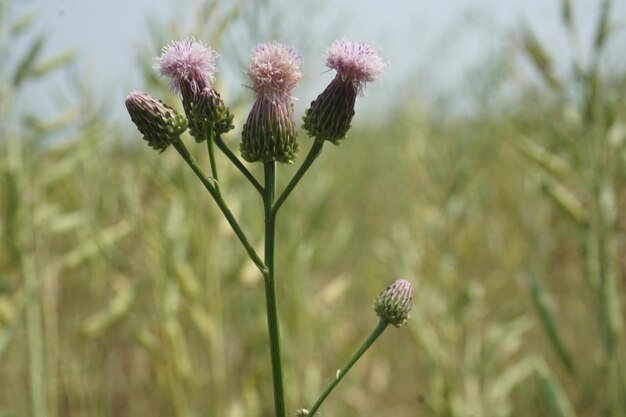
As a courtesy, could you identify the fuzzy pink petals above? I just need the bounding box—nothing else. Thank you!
[154,38,218,95]
[247,42,303,98]
[326,39,385,94]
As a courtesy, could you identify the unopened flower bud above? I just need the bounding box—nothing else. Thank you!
[303,39,385,143]
[373,279,412,327]
[184,87,234,142]
[241,42,302,163]
[125,91,187,152]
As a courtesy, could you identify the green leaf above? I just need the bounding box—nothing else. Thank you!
[527,273,576,374]
[10,10,37,37]
[12,35,45,86]
[536,361,577,417]
[30,51,75,78]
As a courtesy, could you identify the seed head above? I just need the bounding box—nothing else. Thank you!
[241,42,302,163]
[303,39,385,143]
[125,91,187,152]
[154,38,217,99]
[373,279,413,328]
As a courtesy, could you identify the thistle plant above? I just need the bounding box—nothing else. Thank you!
[126,37,406,417]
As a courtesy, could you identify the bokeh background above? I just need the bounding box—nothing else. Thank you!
[2,0,626,416]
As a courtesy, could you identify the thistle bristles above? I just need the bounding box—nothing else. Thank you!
[373,279,413,328]
[326,39,385,95]
[154,38,217,101]
[246,41,302,99]
[303,39,385,143]
[125,91,187,152]
[154,39,234,142]
[241,42,302,163]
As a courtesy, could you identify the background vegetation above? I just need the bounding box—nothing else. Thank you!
[1,1,625,416]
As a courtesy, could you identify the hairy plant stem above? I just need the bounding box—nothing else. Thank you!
[214,134,264,195]
[308,319,389,417]
[272,140,324,216]
[263,161,287,417]
[173,138,268,276]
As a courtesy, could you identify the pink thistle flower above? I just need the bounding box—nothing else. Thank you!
[326,39,385,95]
[241,42,302,163]
[303,39,385,143]
[246,41,303,100]
[154,38,217,99]
[154,38,234,143]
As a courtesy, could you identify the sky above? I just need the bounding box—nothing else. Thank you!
[9,0,626,121]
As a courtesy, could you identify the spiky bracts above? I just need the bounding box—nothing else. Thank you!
[373,279,412,328]
[125,91,187,152]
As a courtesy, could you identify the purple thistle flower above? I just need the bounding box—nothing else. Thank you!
[326,39,385,95]
[303,39,385,143]
[154,38,234,143]
[125,91,187,152]
[373,279,413,328]
[154,38,217,100]
[241,42,303,164]
[246,41,303,100]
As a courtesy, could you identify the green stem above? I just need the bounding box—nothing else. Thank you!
[263,161,287,417]
[214,134,264,195]
[272,140,324,216]
[308,319,389,417]
[206,131,219,186]
[173,139,268,276]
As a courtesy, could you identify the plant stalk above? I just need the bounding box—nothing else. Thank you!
[263,161,287,417]
[214,134,264,195]
[173,139,268,276]
[206,131,219,186]
[272,140,323,216]
[308,319,389,417]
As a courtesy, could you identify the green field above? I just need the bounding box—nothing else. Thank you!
[1,1,625,416]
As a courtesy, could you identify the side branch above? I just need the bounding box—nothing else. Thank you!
[173,139,268,276]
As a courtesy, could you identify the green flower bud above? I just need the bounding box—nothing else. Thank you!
[125,91,187,152]
[373,279,413,328]
[303,76,356,144]
[241,97,298,163]
[183,87,234,143]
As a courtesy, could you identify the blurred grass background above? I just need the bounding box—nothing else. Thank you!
[1,0,626,416]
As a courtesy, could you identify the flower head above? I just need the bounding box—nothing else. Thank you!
[241,42,302,163]
[326,39,385,95]
[246,41,302,99]
[303,39,385,143]
[185,87,234,142]
[373,279,412,328]
[154,38,217,98]
[125,91,187,152]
